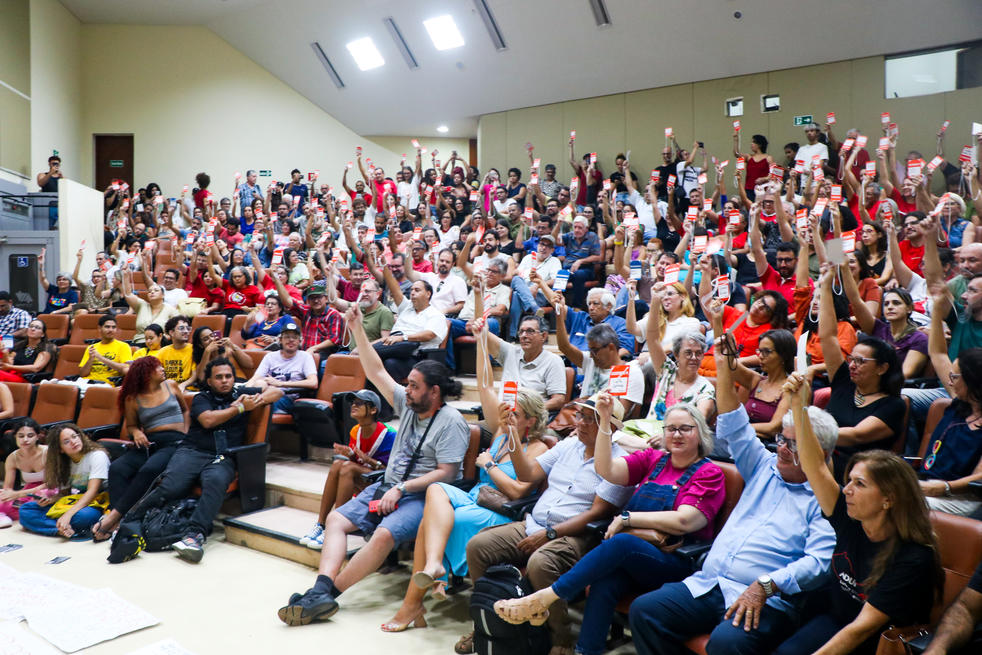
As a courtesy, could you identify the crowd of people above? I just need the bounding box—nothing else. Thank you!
[1,117,982,655]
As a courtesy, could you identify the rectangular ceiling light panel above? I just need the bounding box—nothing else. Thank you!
[424,15,465,50]
[346,37,385,71]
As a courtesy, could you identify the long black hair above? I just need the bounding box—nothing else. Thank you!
[412,360,462,400]
[760,329,796,375]
[856,336,903,396]
[955,348,982,416]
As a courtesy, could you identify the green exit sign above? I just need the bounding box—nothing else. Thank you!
[109,159,125,168]
[259,170,272,177]
[793,115,814,127]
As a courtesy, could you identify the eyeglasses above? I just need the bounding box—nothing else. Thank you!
[846,355,876,366]
[756,347,774,357]
[775,434,798,453]
[679,350,703,360]
[574,411,597,424]
[517,328,541,336]
[664,425,697,436]
[949,372,962,383]
[588,344,610,355]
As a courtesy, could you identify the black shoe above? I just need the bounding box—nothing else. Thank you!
[172,532,205,563]
[277,589,339,626]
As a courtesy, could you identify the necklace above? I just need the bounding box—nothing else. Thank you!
[854,389,866,407]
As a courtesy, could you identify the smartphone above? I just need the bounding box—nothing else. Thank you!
[697,142,705,148]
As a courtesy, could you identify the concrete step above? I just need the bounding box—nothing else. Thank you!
[223,505,366,569]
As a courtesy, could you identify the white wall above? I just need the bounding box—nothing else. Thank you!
[29,0,82,191]
[58,178,104,273]
[78,25,406,197]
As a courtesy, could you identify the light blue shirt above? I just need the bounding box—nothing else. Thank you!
[683,405,834,614]
[526,437,633,534]
[237,182,263,209]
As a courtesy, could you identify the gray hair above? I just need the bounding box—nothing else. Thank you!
[246,169,256,177]
[573,215,589,227]
[587,287,615,310]
[782,407,839,452]
[586,323,619,349]
[664,403,714,456]
[488,259,508,275]
[518,313,549,333]
[672,329,707,358]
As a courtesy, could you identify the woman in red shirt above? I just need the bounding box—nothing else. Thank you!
[732,132,774,199]
[205,248,262,318]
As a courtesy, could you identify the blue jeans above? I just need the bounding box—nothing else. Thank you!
[551,533,691,655]
[446,317,498,370]
[19,501,103,538]
[629,582,796,655]
[566,265,595,310]
[509,277,548,338]
[273,394,297,414]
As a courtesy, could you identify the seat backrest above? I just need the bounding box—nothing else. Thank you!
[114,313,138,342]
[918,398,954,459]
[191,314,227,337]
[889,395,911,454]
[228,314,249,347]
[2,381,34,418]
[69,313,102,345]
[462,425,482,481]
[240,349,268,380]
[565,367,575,404]
[39,313,70,340]
[76,386,122,429]
[53,345,87,379]
[245,397,272,445]
[712,461,744,536]
[317,354,366,401]
[930,510,982,622]
[31,384,79,425]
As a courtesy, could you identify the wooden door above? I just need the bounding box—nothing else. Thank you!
[94,134,133,192]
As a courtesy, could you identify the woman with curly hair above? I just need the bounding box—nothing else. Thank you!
[18,424,110,538]
[91,356,189,541]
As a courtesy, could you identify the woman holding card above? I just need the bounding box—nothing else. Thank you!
[732,133,774,199]
[121,269,178,346]
[493,392,724,655]
[817,264,906,480]
[858,221,893,286]
[382,319,548,632]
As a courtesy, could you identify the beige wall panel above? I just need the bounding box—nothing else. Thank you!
[942,87,982,168]
[765,61,852,159]
[0,87,31,177]
[478,112,508,173]
[0,0,30,95]
[504,104,566,179]
[625,84,694,178]
[561,95,626,179]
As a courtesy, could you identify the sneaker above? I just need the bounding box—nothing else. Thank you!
[0,514,13,528]
[305,530,324,550]
[172,532,205,563]
[277,588,339,626]
[299,523,323,547]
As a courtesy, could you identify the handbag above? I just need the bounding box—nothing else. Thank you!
[626,528,684,553]
[475,485,510,514]
[547,401,583,437]
[45,491,110,519]
[365,405,443,527]
[874,625,930,655]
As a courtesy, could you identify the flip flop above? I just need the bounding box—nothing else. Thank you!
[91,518,112,543]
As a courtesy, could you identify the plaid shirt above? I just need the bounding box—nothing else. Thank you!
[0,307,30,337]
[290,301,345,350]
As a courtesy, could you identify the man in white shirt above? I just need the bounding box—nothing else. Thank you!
[509,235,561,339]
[158,268,188,307]
[794,123,830,177]
[377,267,449,381]
[460,230,516,283]
[480,313,567,412]
[446,260,511,370]
[245,323,318,414]
[405,249,467,316]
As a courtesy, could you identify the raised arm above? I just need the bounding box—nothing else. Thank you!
[749,205,768,278]
[553,298,583,368]
[344,303,397,407]
[817,265,844,381]
[927,285,957,397]
[786,373,839,516]
[884,220,913,288]
[593,392,630,485]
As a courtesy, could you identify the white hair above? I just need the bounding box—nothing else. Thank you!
[782,407,839,452]
[587,287,615,309]
[573,216,589,227]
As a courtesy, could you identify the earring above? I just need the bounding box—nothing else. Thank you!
[882,503,889,510]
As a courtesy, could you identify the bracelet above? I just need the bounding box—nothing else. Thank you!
[598,427,612,436]
[613,241,624,246]
[944,481,953,497]
[236,404,245,415]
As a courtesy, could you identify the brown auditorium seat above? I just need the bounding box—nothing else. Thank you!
[75,385,122,431]
[39,313,70,341]
[2,381,34,419]
[191,313,227,337]
[239,349,268,381]
[114,313,138,342]
[31,383,79,430]
[227,314,250,348]
[52,345,87,380]
[274,354,366,428]
[69,313,102,345]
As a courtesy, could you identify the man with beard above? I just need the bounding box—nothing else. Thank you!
[278,305,468,626]
[331,278,393,348]
[404,249,467,316]
[459,230,517,283]
[127,358,282,563]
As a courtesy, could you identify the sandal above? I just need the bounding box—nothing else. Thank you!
[431,580,448,602]
[380,609,427,633]
[91,518,112,543]
[454,631,475,655]
[493,597,550,626]
[411,570,436,590]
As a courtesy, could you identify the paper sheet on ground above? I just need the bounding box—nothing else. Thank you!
[24,587,159,653]
[127,638,197,655]
[0,572,89,621]
[0,620,62,655]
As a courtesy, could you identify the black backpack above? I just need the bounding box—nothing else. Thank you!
[469,564,551,655]
[140,498,206,551]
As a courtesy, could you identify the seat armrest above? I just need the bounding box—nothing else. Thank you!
[449,477,477,492]
[416,347,446,363]
[968,480,982,497]
[360,470,386,486]
[586,519,610,537]
[227,442,269,513]
[86,424,123,441]
[501,492,541,521]
[675,541,712,569]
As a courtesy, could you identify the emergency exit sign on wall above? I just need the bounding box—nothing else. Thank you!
[793,115,813,126]
[259,170,272,177]
[109,160,124,168]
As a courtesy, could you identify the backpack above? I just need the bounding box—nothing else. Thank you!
[140,498,206,552]
[469,564,551,655]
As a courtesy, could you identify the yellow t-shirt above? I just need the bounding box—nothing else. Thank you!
[132,347,161,359]
[156,344,194,383]
[79,340,134,385]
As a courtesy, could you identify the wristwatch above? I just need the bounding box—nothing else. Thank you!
[396,481,407,494]
[620,511,631,527]
[757,575,775,597]
[545,527,558,540]
[484,461,498,472]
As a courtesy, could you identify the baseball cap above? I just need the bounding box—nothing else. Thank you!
[280,322,301,334]
[573,393,625,428]
[538,234,556,246]
[305,281,327,298]
[352,389,381,408]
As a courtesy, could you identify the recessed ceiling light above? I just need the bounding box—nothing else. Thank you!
[437,125,449,133]
[424,15,465,51]
[346,37,384,71]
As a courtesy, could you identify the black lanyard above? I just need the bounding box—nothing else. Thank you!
[400,404,443,482]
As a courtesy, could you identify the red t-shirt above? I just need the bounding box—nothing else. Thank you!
[346,188,373,208]
[221,280,263,310]
[889,187,918,215]
[575,168,603,206]
[193,189,209,210]
[371,179,398,213]
[899,240,924,274]
[260,276,303,304]
[412,259,433,273]
[760,264,803,308]
[842,148,870,183]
